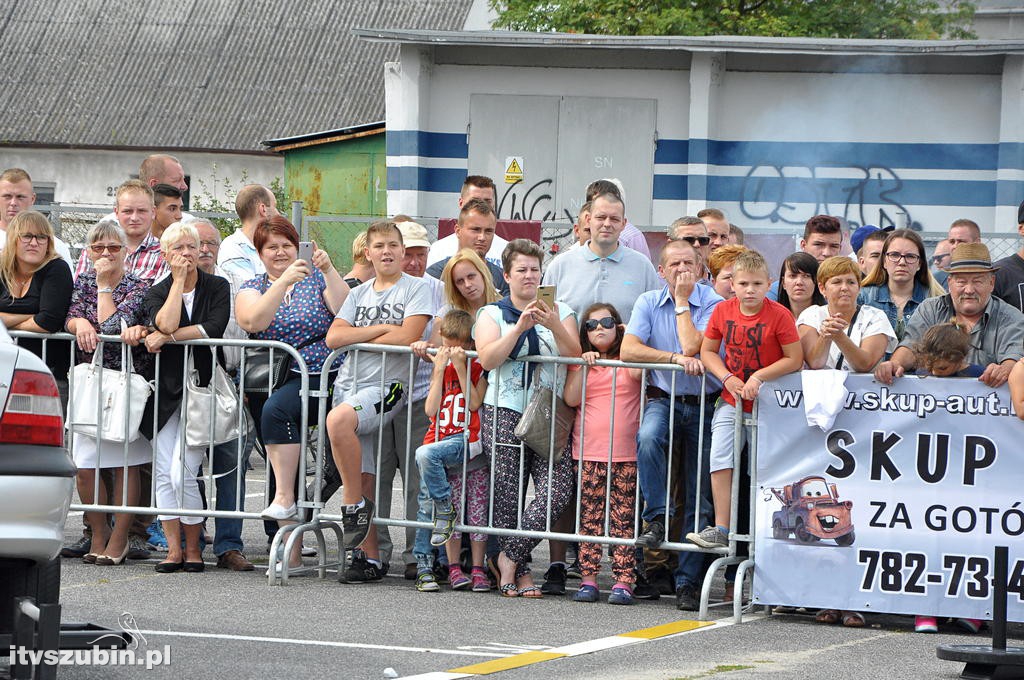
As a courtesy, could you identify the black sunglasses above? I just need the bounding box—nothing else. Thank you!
[584,316,617,331]
[678,235,711,246]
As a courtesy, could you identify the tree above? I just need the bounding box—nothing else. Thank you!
[490,0,977,40]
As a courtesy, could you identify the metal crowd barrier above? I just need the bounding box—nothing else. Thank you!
[8,331,757,615]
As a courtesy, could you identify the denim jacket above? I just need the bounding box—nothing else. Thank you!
[856,281,929,341]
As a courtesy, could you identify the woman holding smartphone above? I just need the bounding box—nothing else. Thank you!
[235,216,348,573]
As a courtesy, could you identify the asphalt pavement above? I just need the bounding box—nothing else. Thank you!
[27,466,1024,680]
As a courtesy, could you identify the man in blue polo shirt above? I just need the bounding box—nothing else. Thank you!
[542,192,661,322]
[622,238,723,611]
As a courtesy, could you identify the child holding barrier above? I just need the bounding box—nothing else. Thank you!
[913,321,984,378]
[563,303,641,605]
[912,319,984,634]
[412,309,490,593]
[688,250,803,551]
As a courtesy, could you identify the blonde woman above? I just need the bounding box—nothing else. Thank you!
[0,210,74,377]
[142,222,231,573]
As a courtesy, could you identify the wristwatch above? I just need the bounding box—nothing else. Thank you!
[98,287,114,294]
[674,305,690,316]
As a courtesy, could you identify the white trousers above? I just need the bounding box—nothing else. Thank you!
[154,410,206,525]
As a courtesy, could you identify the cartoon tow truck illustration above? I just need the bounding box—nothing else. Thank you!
[770,475,855,546]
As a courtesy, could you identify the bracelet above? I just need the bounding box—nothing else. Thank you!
[169,332,177,342]
[750,375,764,385]
[722,373,735,383]
[97,287,113,294]
[669,352,677,364]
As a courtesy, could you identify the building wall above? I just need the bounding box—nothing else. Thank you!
[0,147,283,209]
[385,46,1024,241]
[281,134,386,271]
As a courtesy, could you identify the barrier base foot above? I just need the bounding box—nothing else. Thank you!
[936,644,1024,680]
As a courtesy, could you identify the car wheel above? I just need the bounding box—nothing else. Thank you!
[0,557,61,634]
[834,531,855,547]
[772,519,787,540]
[794,519,816,544]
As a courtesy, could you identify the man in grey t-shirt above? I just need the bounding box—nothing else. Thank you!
[326,221,433,582]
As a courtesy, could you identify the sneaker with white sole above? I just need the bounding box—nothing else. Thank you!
[341,498,375,549]
[429,500,458,547]
[416,571,440,592]
[261,502,298,521]
[686,525,729,549]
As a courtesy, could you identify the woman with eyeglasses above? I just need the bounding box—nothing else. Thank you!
[0,210,74,380]
[858,229,945,341]
[65,220,152,566]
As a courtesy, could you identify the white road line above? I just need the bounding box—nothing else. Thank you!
[136,630,509,658]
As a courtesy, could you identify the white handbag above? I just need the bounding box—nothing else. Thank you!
[67,343,152,443]
[184,350,242,447]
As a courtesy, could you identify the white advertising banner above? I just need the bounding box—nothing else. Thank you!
[754,373,1024,622]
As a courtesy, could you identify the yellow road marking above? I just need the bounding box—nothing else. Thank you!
[620,619,715,639]
[449,651,567,674]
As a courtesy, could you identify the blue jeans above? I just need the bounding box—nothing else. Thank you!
[212,423,255,556]
[635,397,714,589]
[412,433,467,567]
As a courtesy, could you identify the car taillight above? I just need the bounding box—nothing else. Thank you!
[0,370,64,446]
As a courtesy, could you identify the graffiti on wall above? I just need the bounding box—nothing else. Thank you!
[496,179,576,240]
[739,163,921,230]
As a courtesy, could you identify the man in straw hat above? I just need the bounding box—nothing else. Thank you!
[875,242,1024,388]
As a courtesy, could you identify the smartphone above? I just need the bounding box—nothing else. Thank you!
[536,285,556,309]
[297,241,314,264]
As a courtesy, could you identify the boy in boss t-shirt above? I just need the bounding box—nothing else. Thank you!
[412,309,489,593]
[688,250,803,550]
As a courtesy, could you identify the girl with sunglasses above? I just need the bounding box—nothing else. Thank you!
[563,303,642,605]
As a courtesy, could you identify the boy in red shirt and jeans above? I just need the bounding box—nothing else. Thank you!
[688,250,803,549]
[412,310,489,592]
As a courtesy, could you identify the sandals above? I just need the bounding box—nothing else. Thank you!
[815,609,842,624]
[842,611,866,628]
[517,585,543,599]
[500,583,519,598]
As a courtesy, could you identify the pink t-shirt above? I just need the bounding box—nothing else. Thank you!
[570,365,641,462]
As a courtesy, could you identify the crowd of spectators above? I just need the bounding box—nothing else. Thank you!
[4,160,1022,628]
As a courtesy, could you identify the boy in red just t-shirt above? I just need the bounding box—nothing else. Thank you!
[412,309,489,592]
[688,250,803,549]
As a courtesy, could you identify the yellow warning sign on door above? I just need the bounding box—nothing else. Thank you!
[504,156,524,184]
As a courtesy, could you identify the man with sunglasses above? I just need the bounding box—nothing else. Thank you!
[668,216,713,263]
[993,200,1024,313]
[542,192,659,323]
[74,180,167,283]
[0,167,73,265]
[621,238,723,610]
[875,242,1024,388]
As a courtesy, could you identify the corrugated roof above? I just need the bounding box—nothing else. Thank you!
[353,28,1024,56]
[0,0,473,152]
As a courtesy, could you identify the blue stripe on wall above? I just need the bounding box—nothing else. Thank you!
[386,131,468,159]
[707,176,998,208]
[653,174,687,201]
[654,139,688,165]
[387,166,466,194]
[707,140,999,171]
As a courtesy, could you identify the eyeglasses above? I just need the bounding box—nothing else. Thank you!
[199,240,219,248]
[677,235,711,247]
[931,254,950,266]
[885,252,920,264]
[584,316,616,331]
[19,233,49,244]
[89,244,123,254]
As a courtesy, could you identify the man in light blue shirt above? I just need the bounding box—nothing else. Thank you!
[622,238,723,610]
[542,192,660,322]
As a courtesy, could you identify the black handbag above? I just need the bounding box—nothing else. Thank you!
[242,276,327,393]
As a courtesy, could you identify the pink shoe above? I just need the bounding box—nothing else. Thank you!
[471,571,491,592]
[955,618,982,634]
[914,616,938,633]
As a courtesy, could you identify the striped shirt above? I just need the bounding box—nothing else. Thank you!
[75,234,167,283]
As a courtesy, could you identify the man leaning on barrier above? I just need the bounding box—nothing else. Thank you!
[325,220,433,583]
[621,238,723,611]
[874,242,1024,388]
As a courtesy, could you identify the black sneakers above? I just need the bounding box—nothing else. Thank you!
[540,562,567,595]
[341,497,375,549]
[676,584,699,611]
[635,520,666,548]
[340,549,385,583]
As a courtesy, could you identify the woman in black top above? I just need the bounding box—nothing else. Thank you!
[0,210,74,379]
[142,222,230,573]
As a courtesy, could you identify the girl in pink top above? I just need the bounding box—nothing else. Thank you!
[563,303,642,605]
